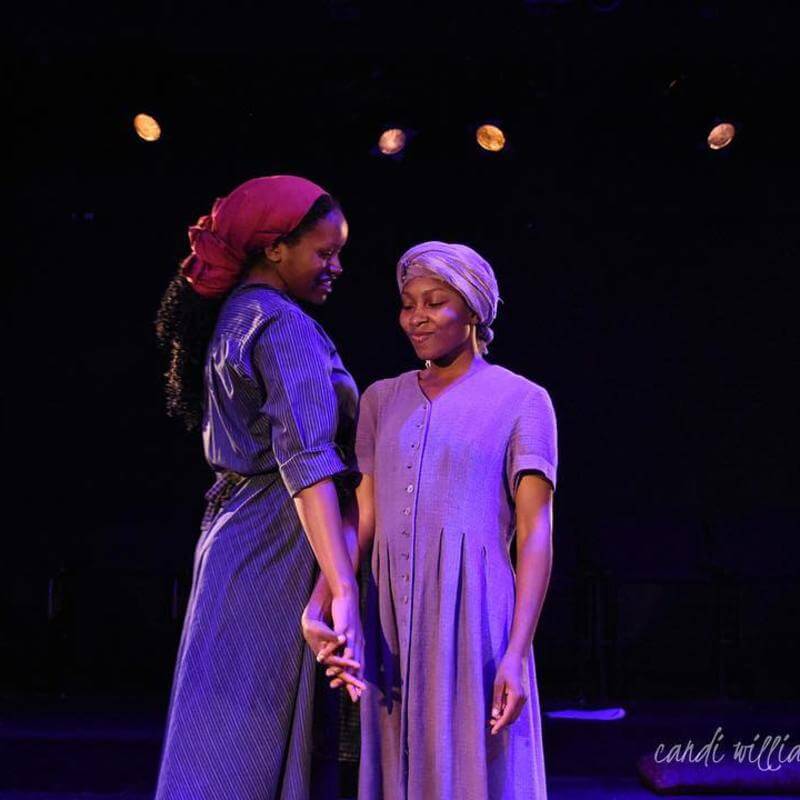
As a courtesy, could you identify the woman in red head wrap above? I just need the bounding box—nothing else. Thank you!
[155,176,363,800]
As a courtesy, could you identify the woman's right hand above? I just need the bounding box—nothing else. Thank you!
[301,604,364,701]
[329,590,366,701]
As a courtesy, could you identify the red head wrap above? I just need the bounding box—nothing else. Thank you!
[179,175,328,299]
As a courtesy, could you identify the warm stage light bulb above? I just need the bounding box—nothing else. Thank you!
[707,122,735,150]
[134,113,162,142]
[379,128,406,155]
[476,124,506,152]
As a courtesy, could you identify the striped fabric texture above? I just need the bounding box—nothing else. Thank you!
[155,283,359,800]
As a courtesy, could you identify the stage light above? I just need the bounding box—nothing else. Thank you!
[134,113,162,142]
[378,128,406,155]
[476,124,505,152]
[707,122,735,150]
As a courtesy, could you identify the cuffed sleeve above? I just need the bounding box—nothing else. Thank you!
[253,309,348,497]
[506,385,558,494]
[355,382,379,476]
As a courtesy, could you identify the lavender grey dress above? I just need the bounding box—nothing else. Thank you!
[155,284,358,800]
[355,363,557,800]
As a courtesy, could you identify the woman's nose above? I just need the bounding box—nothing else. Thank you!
[329,256,343,276]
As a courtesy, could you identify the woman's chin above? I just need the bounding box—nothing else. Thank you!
[305,286,332,305]
[411,342,440,361]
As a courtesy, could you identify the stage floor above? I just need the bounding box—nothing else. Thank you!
[0,781,796,799]
[1,697,798,799]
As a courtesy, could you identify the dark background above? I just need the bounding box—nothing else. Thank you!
[3,1,799,704]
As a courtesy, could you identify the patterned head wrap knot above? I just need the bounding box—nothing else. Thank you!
[179,175,328,299]
[396,241,501,352]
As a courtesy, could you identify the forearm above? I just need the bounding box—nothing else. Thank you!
[293,478,357,599]
[305,497,360,621]
[506,519,553,659]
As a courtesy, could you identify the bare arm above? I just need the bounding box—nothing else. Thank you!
[300,475,376,697]
[490,472,554,734]
[304,493,360,622]
[303,474,376,621]
[293,477,358,601]
[506,474,554,658]
[293,477,365,699]
[354,473,377,559]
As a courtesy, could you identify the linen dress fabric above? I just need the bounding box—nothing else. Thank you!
[155,283,358,800]
[356,363,557,800]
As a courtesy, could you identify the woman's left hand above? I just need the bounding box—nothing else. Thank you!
[489,651,528,735]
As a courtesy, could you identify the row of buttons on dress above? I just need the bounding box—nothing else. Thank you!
[398,401,428,605]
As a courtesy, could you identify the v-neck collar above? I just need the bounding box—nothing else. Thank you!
[413,360,493,404]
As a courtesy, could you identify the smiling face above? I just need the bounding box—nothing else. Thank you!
[268,208,349,304]
[399,275,478,361]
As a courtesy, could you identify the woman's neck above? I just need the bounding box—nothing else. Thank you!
[242,262,288,293]
[423,342,483,384]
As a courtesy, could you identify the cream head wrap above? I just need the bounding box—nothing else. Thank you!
[396,241,501,353]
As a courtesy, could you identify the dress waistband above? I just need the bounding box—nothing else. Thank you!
[201,470,249,532]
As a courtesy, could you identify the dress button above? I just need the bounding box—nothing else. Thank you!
[411,443,417,450]
[406,484,414,493]
[406,464,413,469]
[403,507,411,516]
[401,529,409,537]
[402,574,410,582]
[402,596,409,604]
[401,553,409,560]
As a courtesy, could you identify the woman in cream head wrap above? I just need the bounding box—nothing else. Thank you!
[339,240,558,798]
[396,240,501,357]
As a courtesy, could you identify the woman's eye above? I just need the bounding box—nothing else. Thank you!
[428,301,444,308]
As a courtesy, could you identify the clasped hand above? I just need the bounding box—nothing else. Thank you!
[301,594,365,702]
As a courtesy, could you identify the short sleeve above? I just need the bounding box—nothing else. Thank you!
[354,382,379,476]
[253,309,348,497]
[506,385,558,494]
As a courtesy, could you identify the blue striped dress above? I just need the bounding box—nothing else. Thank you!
[155,283,359,800]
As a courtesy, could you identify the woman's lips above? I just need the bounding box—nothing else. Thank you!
[410,332,434,343]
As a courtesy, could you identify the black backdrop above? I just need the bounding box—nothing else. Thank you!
[4,1,799,700]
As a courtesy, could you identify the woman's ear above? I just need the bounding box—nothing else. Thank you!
[264,241,284,265]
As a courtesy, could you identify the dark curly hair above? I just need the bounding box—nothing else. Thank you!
[155,193,339,430]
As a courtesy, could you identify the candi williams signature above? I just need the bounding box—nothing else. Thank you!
[654,726,800,772]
